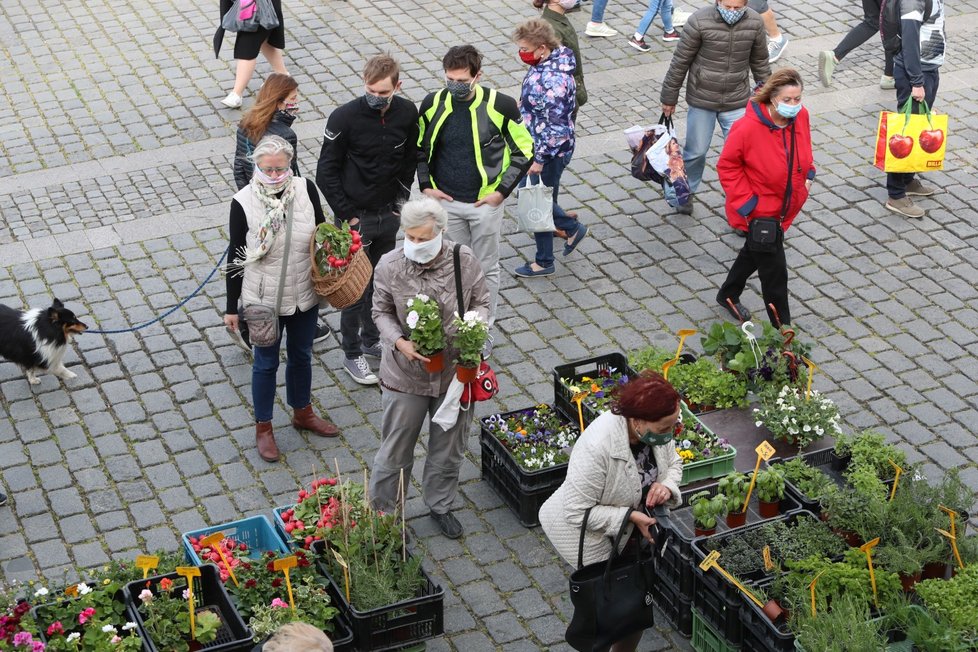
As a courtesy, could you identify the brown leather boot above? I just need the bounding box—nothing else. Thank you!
[292,404,340,437]
[256,421,279,462]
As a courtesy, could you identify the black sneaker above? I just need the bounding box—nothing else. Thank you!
[0,492,7,507]
[430,511,463,539]
[717,297,751,322]
[313,321,332,343]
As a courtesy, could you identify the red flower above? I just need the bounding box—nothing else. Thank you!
[78,607,96,625]
[271,578,283,588]
[47,621,64,636]
[245,579,257,589]
[266,562,275,572]
[159,577,173,591]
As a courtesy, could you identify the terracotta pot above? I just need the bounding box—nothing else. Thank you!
[761,599,784,623]
[831,528,864,548]
[456,364,478,383]
[899,571,922,593]
[922,561,949,580]
[758,500,780,518]
[694,526,716,537]
[424,350,445,373]
[726,510,747,528]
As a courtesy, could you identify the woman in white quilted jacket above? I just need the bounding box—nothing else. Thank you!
[539,371,684,651]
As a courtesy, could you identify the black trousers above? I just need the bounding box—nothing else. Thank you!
[718,237,790,326]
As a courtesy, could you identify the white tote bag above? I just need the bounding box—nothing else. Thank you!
[515,177,556,234]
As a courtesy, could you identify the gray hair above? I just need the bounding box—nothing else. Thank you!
[250,134,294,165]
[399,196,448,232]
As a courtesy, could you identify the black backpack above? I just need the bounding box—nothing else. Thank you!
[880,0,932,56]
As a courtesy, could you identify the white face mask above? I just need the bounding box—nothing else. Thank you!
[403,231,443,264]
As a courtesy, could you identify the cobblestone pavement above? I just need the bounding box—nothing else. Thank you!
[2,0,978,649]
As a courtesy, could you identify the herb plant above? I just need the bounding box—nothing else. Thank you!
[718,472,749,514]
[689,491,727,531]
[771,458,835,502]
[754,468,785,503]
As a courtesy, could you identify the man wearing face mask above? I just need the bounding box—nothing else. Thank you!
[369,197,490,539]
[316,55,419,385]
[659,0,769,215]
[417,45,534,351]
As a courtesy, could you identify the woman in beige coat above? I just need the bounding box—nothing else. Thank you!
[539,371,684,651]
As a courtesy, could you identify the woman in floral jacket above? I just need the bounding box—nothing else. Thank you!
[511,19,587,278]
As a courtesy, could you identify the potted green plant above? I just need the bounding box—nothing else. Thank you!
[405,293,446,372]
[132,574,224,652]
[835,430,907,481]
[753,384,842,451]
[669,357,749,412]
[451,310,488,382]
[689,491,727,536]
[877,530,930,592]
[771,458,835,512]
[915,563,978,643]
[754,467,786,518]
[718,472,750,528]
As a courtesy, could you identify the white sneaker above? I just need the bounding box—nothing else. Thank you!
[880,75,896,90]
[585,21,618,37]
[671,8,691,28]
[221,92,242,109]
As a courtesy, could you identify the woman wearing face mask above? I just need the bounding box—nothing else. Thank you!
[220,0,288,108]
[233,74,301,191]
[533,0,588,114]
[368,197,490,540]
[512,18,586,278]
[224,135,341,463]
[539,371,684,651]
[715,68,815,327]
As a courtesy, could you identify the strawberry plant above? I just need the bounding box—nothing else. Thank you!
[313,222,362,275]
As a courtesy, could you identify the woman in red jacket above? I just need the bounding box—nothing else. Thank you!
[715,68,815,326]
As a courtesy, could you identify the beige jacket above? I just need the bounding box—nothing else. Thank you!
[236,181,318,315]
[539,411,684,568]
[371,240,490,398]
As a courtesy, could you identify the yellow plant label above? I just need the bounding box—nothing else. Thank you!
[699,550,720,571]
[755,441,775,460]
[136,555,160,579]
[809,569,827,617]
[888,460,903,501]
[661,358,677,381]
[762,546,774,571]
[200,532,225,547]
[273,556,297,571]
[675,329,697,359]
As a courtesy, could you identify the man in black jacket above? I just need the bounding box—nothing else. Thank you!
[316,55,419,384]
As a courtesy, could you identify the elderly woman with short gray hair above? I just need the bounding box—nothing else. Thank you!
[224,135,340,463]
[368,196,490,539]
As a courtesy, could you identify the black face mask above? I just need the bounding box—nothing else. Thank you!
[364,93,392,110]
[445,79,474,100]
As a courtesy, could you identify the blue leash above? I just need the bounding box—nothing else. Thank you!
[84,247,229,335]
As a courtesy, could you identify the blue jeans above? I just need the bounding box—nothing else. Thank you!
[252,304,318,422]
[591,0,609,22]
[637,0,674,35]
[886,59,940,199]
[664,105,745,206]
[520,154,579,268]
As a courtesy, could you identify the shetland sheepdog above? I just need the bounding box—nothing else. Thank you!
[0,299,88,385]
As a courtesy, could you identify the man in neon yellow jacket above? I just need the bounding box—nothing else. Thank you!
[417,45,534,345]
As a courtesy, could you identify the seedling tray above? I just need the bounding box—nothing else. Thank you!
[182,515,291,565]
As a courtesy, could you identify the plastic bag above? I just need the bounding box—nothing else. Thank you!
[648,117,691,206]
[222,0,279,32]
[515,176,556,233]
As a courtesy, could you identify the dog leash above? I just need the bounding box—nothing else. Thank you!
[83,247,229,335]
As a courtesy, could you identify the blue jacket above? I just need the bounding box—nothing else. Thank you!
[520,46,577,163]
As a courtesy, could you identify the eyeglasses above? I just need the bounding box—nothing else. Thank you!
[258,166,290,174]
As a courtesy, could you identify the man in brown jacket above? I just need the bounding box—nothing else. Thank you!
[659,0,770,214]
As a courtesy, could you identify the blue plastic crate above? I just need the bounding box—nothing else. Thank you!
[182,515,290,565]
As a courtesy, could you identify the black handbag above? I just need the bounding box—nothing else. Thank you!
[747,120,796,253]
[565,508,657,651]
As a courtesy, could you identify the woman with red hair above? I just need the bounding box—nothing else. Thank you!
[539,371,684,651]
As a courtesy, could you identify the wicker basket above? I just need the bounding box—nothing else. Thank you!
[310,235,373,309]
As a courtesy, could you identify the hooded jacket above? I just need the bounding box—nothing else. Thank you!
[660,6,770,112]
[717,100,816,232]
[372,240,490,398]
[520,45,577,163]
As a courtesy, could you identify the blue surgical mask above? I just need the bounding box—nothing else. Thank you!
[717,5,746,24]
[445,79,475,100]
[775,101,802,119]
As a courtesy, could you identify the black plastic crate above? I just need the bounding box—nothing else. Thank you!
[739,580,794,652]
[768,448,840,513]
[552,353,637,428]
[479,406,573,494]
[481,444,557,527]
[653,569,693,638]
[312,541,444,651]
[692,569,744,647]
[658,540,696,602]
[124,564,252,652]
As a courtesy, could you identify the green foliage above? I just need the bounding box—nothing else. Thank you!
[700,321,812,389]
[451,311,488,367]
[718,472,750,514]
[822,483,887,541]
[246,574,339,641]
[628,345,674,373]
[772,458,835,502]
[886,600,971,652]
[773,549,901,617]
[754,384,842,450]
[916,563,978,643]
[689,491,727,530]
[792,594,887,651]
[136,577,220,652]
[670,358,749,409]
[754,467,786,503]
[405,293,445,355]
[836,430,907,482]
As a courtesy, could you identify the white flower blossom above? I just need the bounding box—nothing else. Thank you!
[415,293,430,302]
[67,633,81,643]
[102,624,117,633]
[77,583,93,595]
[406,310,420,329]
[33,587,49,597]
[122,623,137,632]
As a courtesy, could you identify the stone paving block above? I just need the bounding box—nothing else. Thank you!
[59,514,98,545]
[484,611,531,644]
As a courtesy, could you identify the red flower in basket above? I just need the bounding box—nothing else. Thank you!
[314,222,362,275]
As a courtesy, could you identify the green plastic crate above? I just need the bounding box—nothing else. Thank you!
[680,402,737,485]
[692,608,739,652]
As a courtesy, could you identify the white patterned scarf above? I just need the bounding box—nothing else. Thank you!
[231,173,297,272]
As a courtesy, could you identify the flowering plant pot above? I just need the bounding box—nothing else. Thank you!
[405,294,445,358]
[753,384,843,451]
[424,350,445,373]
[481,404,580,472]
[452,311,487,368]
[456,364,478,383]
[32,579,142,651]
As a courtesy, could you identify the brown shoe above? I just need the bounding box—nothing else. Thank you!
[292,404,340,437]
[256,421,279,462]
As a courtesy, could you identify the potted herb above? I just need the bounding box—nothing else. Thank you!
[405,293,446,372]
[669,357,749,412]
[876,530,929,592]
[771,458,835,512]
[840,430,907,483]
[451,310,487,382]
[915,563,978,643]
[689,491,727,536]
[753,384,842,451]
[753,467,785,518]
[718,472,750,528]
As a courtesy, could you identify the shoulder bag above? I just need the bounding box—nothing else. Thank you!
[241,201,294,347]
[747,121,796,253]
[453,244,498,405]
[565,508,657,652]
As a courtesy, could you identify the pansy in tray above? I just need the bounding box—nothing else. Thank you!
[483,404,581,471]
[676,406,732,465]
[560,368,631,414]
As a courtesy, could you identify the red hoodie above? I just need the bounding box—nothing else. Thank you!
[718,100,816,233]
